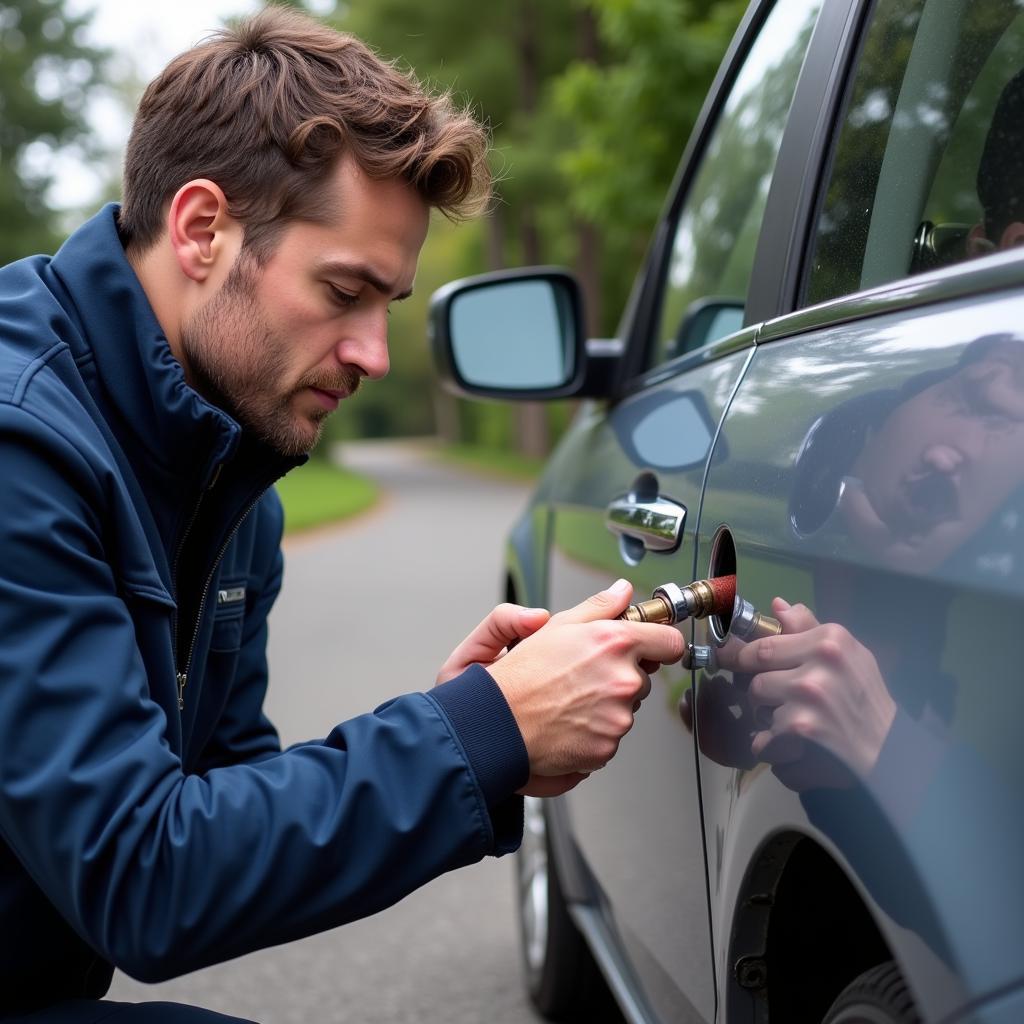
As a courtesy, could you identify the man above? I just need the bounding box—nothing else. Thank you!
[0,10,682,1022]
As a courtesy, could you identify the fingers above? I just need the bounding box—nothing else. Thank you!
[747,667,803,708]
[551,578,633,624]
[631,670,653,713]
[625,621,685,665]
[732,622,829,675]
[436,603,550,683]
[750,703,807,763]
[775,599,820,633]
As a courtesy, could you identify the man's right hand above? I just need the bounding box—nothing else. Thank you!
[487,579,684,796]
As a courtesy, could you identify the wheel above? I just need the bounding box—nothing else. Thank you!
[822,961,921,1024]
[516,797,622,1023]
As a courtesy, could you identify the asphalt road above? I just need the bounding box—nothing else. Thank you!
[109,440,544,1024]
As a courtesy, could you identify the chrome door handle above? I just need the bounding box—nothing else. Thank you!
[605,493,687,553]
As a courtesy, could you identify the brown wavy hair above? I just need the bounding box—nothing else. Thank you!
[119,6,490,258]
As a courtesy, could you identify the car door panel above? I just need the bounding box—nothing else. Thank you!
[547,344,754,1024]
[695,287,1024,1022]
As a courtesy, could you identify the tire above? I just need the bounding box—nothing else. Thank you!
[822,961,921,1024]
[516,797,622,1023]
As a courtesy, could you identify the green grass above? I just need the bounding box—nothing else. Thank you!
[275,460,378,534]
[435,443,545,481]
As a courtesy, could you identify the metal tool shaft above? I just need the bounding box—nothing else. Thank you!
[619,578,782,640]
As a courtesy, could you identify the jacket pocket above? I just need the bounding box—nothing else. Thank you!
[210,578,247,653]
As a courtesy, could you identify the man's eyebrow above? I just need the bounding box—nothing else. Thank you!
[316,259,413,301]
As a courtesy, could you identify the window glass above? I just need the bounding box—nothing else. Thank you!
[651,0,821,367]
[805,1,1024,307]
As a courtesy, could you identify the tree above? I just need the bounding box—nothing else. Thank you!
[0,0,107,263]
[315,0,748,455]
[551,0,747,330]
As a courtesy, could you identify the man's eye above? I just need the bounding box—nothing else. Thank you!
[328,285,359,308]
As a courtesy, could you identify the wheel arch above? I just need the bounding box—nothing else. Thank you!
[727,831,894,1023]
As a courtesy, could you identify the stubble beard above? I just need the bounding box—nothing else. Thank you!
[180,255,360,457]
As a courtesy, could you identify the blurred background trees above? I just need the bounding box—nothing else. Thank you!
[0,0,747,461]
[328,0,746,460]
[0,0,106,262]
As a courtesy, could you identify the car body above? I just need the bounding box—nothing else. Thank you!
[430,1,1024,1021]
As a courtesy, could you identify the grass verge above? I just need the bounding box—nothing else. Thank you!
[276,459,378,534]
[435,443,544,481]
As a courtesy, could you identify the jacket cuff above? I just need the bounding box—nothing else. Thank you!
[489,796,525,855]
[431,663,530,808]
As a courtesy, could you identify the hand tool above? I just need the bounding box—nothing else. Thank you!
[619,574,782,641]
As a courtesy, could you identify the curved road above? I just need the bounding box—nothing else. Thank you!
[110,440,543,1024]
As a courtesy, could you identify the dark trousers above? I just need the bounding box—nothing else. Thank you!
[6,1002,258,1023]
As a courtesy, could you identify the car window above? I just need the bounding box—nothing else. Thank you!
[805,0,1024,307]
[650,0,822,368]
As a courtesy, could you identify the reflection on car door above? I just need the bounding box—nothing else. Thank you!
[545,1,824,1018]
[695,3,1024,1019]
[548,348,750,1024]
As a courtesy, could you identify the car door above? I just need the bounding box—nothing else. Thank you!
[694,2,1024,1021]
[542,2,826,1020]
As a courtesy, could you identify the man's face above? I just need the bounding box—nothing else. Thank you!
[843,341,1024,568]
[180,157,429,456]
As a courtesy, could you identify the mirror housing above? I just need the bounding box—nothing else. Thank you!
[429,267,593,400]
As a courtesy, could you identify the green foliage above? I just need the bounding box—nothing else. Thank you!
[313,0,748,451]
[274,459,377,533]
[555,0,743,236]
[0,0,107,263]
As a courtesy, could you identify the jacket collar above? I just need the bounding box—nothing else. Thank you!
[49,205,301,491]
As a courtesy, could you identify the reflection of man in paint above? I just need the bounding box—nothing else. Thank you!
[755,65,1024,776]
[682,69,1024,981]
[688,335,1024,788]
[839,335,1024,573]
[692,335,1024,980]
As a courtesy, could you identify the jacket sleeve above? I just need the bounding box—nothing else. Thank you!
[0,404,529,982]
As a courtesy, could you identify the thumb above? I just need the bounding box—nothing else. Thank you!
[552,577,633,624]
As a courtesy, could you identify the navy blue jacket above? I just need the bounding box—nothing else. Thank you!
[0,207,528,1014]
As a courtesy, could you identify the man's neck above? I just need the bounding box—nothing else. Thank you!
[127,240,191,382]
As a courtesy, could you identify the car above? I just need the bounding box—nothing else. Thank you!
[428,1,1024,1022]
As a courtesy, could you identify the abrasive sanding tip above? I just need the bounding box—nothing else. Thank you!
[706,574,736,617]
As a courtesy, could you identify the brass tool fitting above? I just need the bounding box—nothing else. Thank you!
[619,578,782,642]
[620,596,674,624]
[618,578,730,627]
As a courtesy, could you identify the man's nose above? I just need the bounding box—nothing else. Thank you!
[337,315,390,380]
[922,443,965,474]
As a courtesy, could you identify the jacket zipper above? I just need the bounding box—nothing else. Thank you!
[171,496,206,710]
[175,487,269,713]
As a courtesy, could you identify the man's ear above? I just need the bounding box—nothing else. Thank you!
[999,221,1024,250]
[967,223,997,257]
[167,180,242,284]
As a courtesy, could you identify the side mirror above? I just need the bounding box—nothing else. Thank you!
[672,297,745,358]
[429,268,587,400]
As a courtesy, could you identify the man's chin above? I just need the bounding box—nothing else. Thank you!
[238,409,324,458]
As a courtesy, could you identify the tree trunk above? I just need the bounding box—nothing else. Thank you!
[576,220,602,337]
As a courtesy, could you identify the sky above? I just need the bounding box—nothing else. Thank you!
[55,0,332,209]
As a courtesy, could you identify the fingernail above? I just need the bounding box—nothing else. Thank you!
[521,607,546,618]
[607,578,630,595]
[776,596,791,610]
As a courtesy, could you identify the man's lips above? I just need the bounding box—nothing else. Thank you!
[308,386,348,411]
